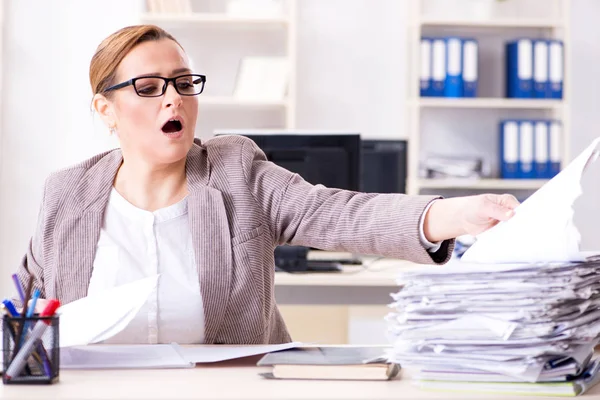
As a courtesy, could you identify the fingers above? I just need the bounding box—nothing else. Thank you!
[482,194,520,220]
[498,193,520,210]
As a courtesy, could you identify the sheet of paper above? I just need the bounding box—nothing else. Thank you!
[461,137,600,264]
[60,344,194,370]
[179,342,302,363]
[57,275,159,348]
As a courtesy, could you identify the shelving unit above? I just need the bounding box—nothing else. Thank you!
[415,98,565,109]
[406,0,570,196]
[140,0,297,138]
[420,18,564,29]
[417,178,548,190]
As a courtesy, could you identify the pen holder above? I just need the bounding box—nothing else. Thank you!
[2,314,59,384]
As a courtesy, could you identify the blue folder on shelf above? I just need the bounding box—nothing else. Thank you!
[444,37,463,97]
[518,120,535,179]
[549,120,562,177]
[533,40,549,98]
[548,40,564,99]
[420,37,432,97]
[506,39,533,98]
[500,120,519,179]
[462,38,478,98]
[534,120,550,178]
[430,38,446,97]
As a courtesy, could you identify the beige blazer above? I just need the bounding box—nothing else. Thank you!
[15,135,453,344]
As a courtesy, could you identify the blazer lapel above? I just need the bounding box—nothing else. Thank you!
[54,150,123,304]
[186,140,232,344]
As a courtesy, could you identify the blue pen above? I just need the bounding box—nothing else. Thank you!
[2,299,19,317]
[11,274,25,304]
[26,289,41,318]
[20,289,41,343]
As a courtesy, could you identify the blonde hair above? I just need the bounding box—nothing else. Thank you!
[89,24,183,96]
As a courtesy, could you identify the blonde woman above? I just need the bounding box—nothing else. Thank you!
[16,25,518,345]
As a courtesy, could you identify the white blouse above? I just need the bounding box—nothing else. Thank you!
[88,188,205,344]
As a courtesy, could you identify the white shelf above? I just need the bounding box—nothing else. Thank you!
[419,18,564,29]
[415,97,565,110]
[198,96,288,108]
[140,13,289,27]
[406,0,570,196]
[416,178,548,190]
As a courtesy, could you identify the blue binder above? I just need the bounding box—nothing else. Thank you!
[548,120,562,176]
[506,39,533,98]
[500,120,519,179]
[420,37,432,97]
[548,40,564,99]
[430,38,446,97]
[533,120,550,178]
[462,38,478,98]
[532,40,549,98]
[444,37,463,97]
[518,120,535,179]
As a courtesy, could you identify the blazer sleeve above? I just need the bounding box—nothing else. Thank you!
[13,172,65,305]
[241,139,454,265]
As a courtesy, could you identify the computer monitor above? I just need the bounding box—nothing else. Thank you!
[216,130,361,192]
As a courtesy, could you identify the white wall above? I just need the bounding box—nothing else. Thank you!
[1,0,599,297]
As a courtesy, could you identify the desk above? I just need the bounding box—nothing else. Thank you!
[2,355,598,400]
[274,255,421,345]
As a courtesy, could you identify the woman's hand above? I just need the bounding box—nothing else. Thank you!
[423,194,520,243]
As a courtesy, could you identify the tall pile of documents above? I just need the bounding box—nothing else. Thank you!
[386,261,600,389]
[386,137,600,396]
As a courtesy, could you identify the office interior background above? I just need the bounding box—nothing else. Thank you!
[0,0,599,344]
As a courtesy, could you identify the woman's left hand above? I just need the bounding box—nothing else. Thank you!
[423,193,520,242]
[460,193,520,236]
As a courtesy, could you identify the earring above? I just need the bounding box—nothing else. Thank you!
[109,126,116,135]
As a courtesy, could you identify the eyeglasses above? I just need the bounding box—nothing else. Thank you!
[103,74,206,97]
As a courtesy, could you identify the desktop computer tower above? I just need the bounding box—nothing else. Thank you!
[360,140,407,194]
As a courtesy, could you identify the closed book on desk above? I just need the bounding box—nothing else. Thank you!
[257,347,400,381]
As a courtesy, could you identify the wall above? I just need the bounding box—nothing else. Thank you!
[0,0,599,297]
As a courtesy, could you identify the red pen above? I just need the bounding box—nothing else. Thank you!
[5,300,60,380]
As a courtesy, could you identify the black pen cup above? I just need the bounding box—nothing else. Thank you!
[2,314,59,384]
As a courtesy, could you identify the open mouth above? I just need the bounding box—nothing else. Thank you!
[162,118,183,133]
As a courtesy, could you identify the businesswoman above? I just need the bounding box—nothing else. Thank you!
[16,25,519,345]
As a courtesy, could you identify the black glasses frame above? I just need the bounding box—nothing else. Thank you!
[104,74,207,97]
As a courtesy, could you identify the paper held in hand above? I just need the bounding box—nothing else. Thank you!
[461,136,600,264]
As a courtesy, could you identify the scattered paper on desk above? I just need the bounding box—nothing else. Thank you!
[60,344,194,370]
[59,342,302,369]
[57,275,159,348]
[179,342,302,364]
[462,137,600,264]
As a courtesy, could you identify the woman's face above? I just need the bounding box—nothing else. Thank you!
[105,39,199,166]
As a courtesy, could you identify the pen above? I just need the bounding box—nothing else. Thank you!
[2,299,19,318]
[26,289,41,318]
[14,277,33,353]
[20,289,41,350]
[5,300,60,381]
[11,274,25,304]
[0,304,35,376]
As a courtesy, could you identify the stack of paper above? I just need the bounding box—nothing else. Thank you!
[387,137,600,396]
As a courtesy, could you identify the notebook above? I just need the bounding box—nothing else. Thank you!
[257,346,400,381]
[416,360,600,397]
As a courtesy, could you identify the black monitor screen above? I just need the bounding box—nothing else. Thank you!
[226,133,361,192]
